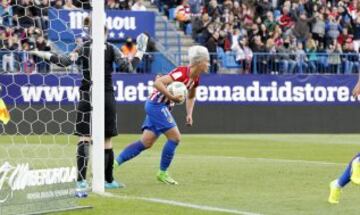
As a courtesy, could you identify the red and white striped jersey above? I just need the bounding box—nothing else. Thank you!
[149,66,200,105]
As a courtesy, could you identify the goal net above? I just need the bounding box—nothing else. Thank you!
[0,0,104,214]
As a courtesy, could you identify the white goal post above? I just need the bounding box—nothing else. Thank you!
[91,0,106,194]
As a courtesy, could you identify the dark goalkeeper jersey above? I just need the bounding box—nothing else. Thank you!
[50,41,130,92]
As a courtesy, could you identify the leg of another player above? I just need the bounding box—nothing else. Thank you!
[104,138,124,189]
[115,130,157,166]
[75,136,91,198]
[157,127,181,185]
[328,153,360,204]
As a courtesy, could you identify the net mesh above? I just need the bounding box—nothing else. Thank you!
[0,1,92,214]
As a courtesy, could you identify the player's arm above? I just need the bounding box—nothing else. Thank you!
[28,43,83,67]
[154,75,183,103]
[186,87,196,126]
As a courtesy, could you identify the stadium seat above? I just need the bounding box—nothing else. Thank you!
[169,8,176,20]
[223,52,240,68]
[216,47,225,67]
[186,24,192,35]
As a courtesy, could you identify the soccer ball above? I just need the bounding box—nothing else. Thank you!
[167,81,188,104]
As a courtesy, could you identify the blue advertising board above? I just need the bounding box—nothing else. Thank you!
[1,74,360,106]
[48,9,155,42]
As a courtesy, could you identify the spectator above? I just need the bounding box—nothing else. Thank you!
[325,14,342,47]
[205,31,219,73]
[250,35,267,73]
[277,37,296,74]
[106,0,121,9]
[342,39,359,74]
[232,37,252,74]
[295,42,308,73]
[2,36,19,73]
[63,0,78,10]
[291,10,316,44]
[34,35,51,73]
[278,6,293,34]
[175,0,191,33]
[119,0,131,10]
[305,37,318,73]
[192,13,211,43]
[0,1,13,26]
[132,0,147,11]
[312,12,326,48]
[53,0,64,9]
[120,37,137,72]
[327,42,342,74]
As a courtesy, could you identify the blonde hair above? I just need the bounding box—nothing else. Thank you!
[188,45,210,65]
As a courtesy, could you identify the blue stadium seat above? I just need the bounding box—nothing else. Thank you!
[169,8,176,20]
[186,24,192,35]
[216,47,225,67]
[223,52,240,68]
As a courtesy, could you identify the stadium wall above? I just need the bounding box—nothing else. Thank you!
[2,74,360,134]
[117,105,360,133]
[2,104,360,135]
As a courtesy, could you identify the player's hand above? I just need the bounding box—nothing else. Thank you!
[186,115,193,126]
[352,81,360,98]
[169,95,184,103]
[69,52,79,61]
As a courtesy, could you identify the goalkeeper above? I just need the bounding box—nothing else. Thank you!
[30,22,149,192]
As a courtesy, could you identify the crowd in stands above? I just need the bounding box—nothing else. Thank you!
[4,0,360,74]
[157,0,360,74]
[0,0,147,73]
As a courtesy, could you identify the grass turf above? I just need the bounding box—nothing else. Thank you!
[1,134,360,215]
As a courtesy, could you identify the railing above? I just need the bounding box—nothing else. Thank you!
[152,11,182,65]
[0,51,359,75]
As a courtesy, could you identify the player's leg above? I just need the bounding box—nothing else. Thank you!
[328,152,360,204]
[350,152,360,184]
[74,91,91,197]
[115,129,158,166]
[157,126,181,185]
[76,136,91,186]
[115,100,160,166]
[104,137,125,189]
[104,91,124,188]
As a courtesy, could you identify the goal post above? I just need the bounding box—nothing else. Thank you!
[91,0,106,194]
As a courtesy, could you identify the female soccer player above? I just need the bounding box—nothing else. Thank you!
[328,81,360,204]
[115,45,210,185]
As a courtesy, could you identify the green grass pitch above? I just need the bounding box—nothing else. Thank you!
[2,134,360,215]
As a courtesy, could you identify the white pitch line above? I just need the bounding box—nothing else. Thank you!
[140,153,347,166]
[99,192,263,215]
[179,154,347,166]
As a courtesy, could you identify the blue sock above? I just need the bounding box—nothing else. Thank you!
[160,139,179,171]
[116,140,146,165]
[338,153,360,187]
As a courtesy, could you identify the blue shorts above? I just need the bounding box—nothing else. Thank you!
[141,100,177,137]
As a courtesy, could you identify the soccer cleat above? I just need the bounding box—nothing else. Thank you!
[105,180,125,189]
[136,33,149,53]
[75,180,89,198]
[328,180,341,204]
[76,180,89,190]
[351,158,360,185]
[114,159,120,167]
[157,170,178,185]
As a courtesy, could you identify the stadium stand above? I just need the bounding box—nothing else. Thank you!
[158,0,360,74]
[1,0,360,74]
